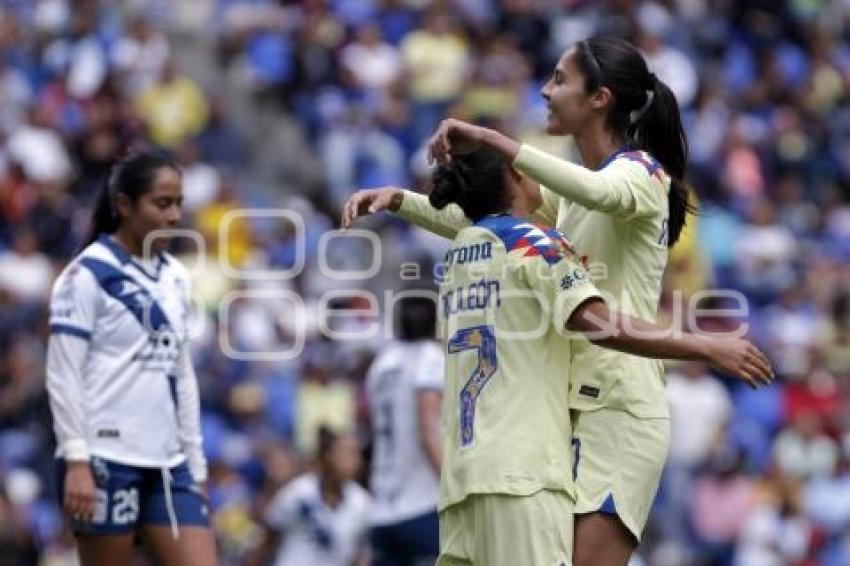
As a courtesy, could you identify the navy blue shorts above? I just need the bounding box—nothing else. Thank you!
[370,509,439,566]
[56,456,209,535]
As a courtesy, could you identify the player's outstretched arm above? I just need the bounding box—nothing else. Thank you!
[566,299,773,388]
[340,186,468,239]
[340,187,404,228]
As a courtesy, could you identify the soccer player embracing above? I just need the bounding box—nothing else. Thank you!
[344,147,771,565]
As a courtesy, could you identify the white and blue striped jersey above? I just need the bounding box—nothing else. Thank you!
[366,340,443,525]
[265,473,372,566]
[46,235,206,481]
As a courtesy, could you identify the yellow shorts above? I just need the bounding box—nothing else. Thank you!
[571,408,670,541]
[438,490,574,566]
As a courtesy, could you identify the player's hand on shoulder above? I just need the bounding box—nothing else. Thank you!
[340,187,404,229]
[704,338,774,388]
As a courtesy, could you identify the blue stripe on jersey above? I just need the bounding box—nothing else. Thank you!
[621,150,663,178]
[98,235,167,282]
[50,324,92,340]
[475,214,573,266]
[78,257,172,332]
[596,145,631,170]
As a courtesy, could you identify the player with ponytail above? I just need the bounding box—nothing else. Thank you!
[343,36,702,565]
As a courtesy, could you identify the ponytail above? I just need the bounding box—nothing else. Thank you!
[79,150,180,252]
[80,175,121,251]
[578,36,696,247]
[631,78,694,247]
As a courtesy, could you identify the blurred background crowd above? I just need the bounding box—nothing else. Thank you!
[0,0,849,564]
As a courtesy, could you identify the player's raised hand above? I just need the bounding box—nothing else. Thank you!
[427,119,485,165]
[704,338,774,388]
[340,187,403,229]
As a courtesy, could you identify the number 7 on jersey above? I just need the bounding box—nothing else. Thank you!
[448,325,498,448]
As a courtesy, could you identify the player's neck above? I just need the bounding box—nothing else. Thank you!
[319,475,343,508]
[111,229,144,258]
[505,205,525,218]
[574,124,625,170]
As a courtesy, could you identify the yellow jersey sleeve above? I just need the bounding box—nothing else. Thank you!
[395,190,471,239]
[511,227,603,334]
[513,144,668,221]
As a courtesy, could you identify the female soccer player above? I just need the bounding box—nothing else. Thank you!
[257,426,372,566]
[46,152,217,565]
[343,36,702,565]
[345,147,771,566]
[366,293,443,565]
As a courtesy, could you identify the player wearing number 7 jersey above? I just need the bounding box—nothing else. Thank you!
[345,36,693,565]
[343,147,772,566]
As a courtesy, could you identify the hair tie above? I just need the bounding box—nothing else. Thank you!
[629,90,655,125]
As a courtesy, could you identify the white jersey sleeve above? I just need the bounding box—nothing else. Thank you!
[413,342,444,392]
[265,479,300,530]
[175,348,207,482]
[46,263,101,461]
[169,261,207,483]
[49,262,100,338]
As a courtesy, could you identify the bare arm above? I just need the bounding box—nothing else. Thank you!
[566,299,773,388]
[416,389,442,475]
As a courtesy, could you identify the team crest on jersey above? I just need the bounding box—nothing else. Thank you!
[134,324,182,367]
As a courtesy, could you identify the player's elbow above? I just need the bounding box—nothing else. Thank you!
[566,298,611,336]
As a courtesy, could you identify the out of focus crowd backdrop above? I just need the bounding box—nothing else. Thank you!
[1,0,849,564]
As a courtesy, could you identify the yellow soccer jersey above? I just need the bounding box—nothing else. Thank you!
[437,214,601,511]
[397,144,670,418]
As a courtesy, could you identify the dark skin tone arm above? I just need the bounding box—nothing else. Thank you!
[567,299,773,387]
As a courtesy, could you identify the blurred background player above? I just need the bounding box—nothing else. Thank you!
[345,35,692,566]
[46,151,216,565]
[253,426,371,566]
[366,292,443,565]
[347,146,771,566]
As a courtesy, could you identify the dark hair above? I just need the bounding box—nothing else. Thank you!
[396,292,437,341]
[80,151,180,250]
[428,147,510,222]
[575,36,695,246]
[317,425,339,461]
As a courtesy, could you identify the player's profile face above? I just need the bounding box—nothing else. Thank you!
[125,166,183,254]
[541,47,594,136]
